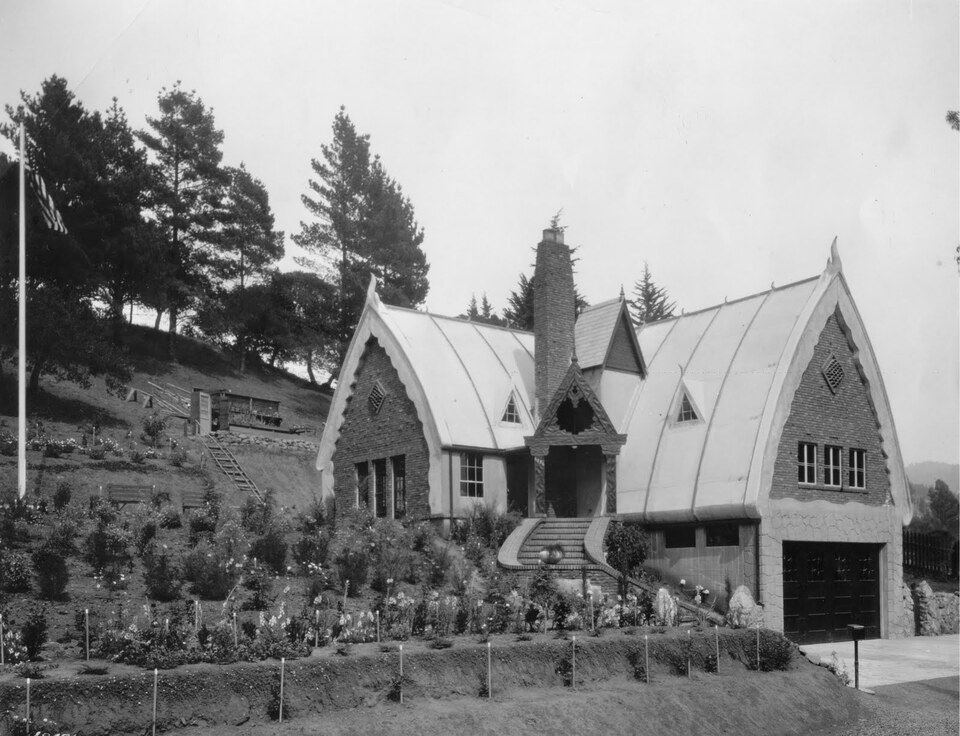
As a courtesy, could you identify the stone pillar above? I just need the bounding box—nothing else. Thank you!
[604,453,617,515]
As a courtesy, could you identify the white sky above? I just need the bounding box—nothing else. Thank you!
[1,0,957,466]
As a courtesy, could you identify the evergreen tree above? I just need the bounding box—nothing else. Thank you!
[295,107,429,375]
[503,273,588,331]
[138,82,230,358]
[630,262,676,326]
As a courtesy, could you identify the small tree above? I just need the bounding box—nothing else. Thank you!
[630,262,676,326]
[141,413,166,448]
[605,521,649,598]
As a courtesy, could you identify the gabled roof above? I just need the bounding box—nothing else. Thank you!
[574,297,646,375]
[616,243,910,523]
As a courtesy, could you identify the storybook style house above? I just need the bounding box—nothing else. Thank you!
[316,228,913,644]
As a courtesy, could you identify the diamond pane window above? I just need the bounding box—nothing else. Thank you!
[821,355,844,393]
[368,382,386,414]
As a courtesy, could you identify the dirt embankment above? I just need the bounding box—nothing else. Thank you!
[0,630,863,736]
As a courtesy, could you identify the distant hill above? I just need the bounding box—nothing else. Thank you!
[906,462,960,495]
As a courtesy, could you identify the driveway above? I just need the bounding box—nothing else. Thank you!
[800,634,959,689]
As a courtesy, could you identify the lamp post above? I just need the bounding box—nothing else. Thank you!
[847,624,865,690]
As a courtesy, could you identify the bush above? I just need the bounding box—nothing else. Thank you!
[333,548,369,594]
[32,546,69,599]
[135,517,158,556]
[1,550,32,592]
[52,481,72,511]
[184,540,239,600]
[452,505,520,549]
[142,541,182,601]
[746,629,795,672]
[157,505,182,529]
[45,517,79,557]
[292,530,329,569]
[169,447,189,467]
[21,611,48,661]
[605,521,650,597]
[129,450,146,465]
[43,443,62,459]
[250,526,288,576]
[141,413,166,448]
[187,508,218,545]
[88,446,106,461]
[84,520,133,587]
[369,520,415,593]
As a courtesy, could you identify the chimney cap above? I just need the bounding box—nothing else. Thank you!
[541,228,564,245]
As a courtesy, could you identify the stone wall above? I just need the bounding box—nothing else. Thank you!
[912,581,960,636]
[759,498,905,637]
[211,431,318,454]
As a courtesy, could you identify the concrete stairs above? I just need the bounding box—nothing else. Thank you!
[517,518,593,566]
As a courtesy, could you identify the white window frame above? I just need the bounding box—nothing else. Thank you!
[798,442,817,485]
[849,448,866,489]
[677,393,698,422]
[501,394,521,424]
[823,445,842,487]
[459,452,484,498]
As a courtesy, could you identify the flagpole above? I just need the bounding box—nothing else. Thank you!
[18,122,26,500]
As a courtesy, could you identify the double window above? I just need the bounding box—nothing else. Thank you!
[823,445,842,487]
[460,452,484,497]
[392,455,406,519]
[798,442,817,485]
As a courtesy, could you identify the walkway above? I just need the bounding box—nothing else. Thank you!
[800,634,959,689]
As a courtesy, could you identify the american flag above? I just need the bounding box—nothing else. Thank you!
[25,144,68,234]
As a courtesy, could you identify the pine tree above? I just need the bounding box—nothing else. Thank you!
[630,262,676,326]
[138,82,230,358]
[295,107,429,373]
[503,273,588,330]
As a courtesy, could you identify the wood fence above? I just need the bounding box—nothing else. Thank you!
[902,530,957,577]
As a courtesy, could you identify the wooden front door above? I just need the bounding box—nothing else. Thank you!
[782,542,881,644]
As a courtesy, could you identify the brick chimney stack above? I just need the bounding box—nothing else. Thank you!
[534,227,575,418]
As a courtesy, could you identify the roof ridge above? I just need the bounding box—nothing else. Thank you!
[382,303,533,335]
[640,274,820,327]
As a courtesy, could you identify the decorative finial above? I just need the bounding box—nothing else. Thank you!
[826,236,842,274]
[724,296,728,303]
[619,284,625,300]
[770,281,775,290]
[366,273,381,310]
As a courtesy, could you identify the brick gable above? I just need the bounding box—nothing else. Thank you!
[770,310,890,506]
[331,337,431,518]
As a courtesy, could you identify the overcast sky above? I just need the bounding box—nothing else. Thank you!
[2,0,957,467]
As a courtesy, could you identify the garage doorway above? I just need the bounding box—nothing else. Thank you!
[782,542,881,644]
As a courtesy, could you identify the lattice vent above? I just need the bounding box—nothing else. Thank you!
[821,355,844,393]
[368,382,387,413]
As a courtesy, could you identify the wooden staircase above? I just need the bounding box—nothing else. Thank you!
[199,434,264,504]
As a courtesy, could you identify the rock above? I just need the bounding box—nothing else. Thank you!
[805,652,821,666]
[727,585,763,628]
[655,587,677,626]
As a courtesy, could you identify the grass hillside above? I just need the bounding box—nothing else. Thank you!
[0,324,331,510]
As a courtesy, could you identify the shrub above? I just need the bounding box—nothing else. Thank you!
[43,443,62,459]
[746,629,795,672]
[187,508,218,545]
[242,560,274,610]
[141,414,166,448]
[250,526,288,576]
[333,548,369,595]
[605,521,650,597]
[142,541,182,601]
[88,446,106,461]
[45,517,79,557]
[32,546,69,599]
[452,505,520,549]
[369,520,415,593]
[1,550,32,592]
[129,450,146,465]
[135,517,158,556]
[52,480,72,511]
[184,540,239,600]
[292,529,329,569]
[169,447,189,467]
[84,520,133,587]
[21,611,48,660]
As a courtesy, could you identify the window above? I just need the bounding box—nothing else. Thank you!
[355,462,369,508]
[373,459,387,517]
[501,394,521,423]
[798,442,816,484]
[824,445,842,487]
[664,526,696,549]
[705,523,739,547]
[368,382,387,414]
[459,453,484,497]
[849,448,866,489]
[392,455,406,519]
[677,393,698,422]
[821,355,844,393]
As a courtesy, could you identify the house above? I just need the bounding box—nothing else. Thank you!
[316,228,913,643]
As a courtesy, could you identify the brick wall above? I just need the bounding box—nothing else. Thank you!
[331,337,431,519]
[770,310,890,506]
[534,229,575,414]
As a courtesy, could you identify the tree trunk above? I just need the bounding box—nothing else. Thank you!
[168,307,178,362]
[154,309,164,330]
[305,348,318,386]
[28,359,44,396]
[239,337,247,375]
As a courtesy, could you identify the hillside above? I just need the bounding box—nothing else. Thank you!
[0,324,331,509]
[906,462,960,494]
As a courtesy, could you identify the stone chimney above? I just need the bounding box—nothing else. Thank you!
[534,227,575,418]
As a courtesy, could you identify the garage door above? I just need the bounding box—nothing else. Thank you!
[782,542,881,645]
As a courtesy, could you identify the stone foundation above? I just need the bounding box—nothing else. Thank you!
[912,581,960,636]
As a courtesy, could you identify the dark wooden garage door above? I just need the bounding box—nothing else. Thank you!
[782,542,881,645]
